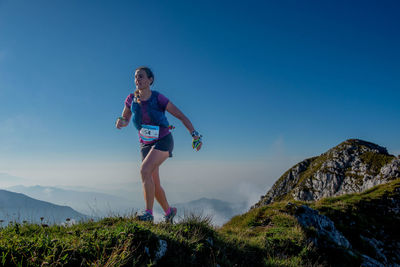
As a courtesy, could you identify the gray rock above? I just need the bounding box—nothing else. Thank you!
[155,239,168,262]
[295,205,351,249]
[360,235,387,264]
[361,254,385,267]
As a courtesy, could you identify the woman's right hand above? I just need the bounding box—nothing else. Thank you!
[116,117,128,129]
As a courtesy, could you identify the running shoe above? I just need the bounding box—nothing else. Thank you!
[136,210,154,222]
[164,207,177,223]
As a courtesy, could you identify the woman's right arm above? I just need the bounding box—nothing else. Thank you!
[116,106,132,129]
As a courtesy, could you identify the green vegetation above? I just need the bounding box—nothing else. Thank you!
[221,202,312,266]
[0,213,281,267]
[0,203,330,266]
[222,179,400,266]
[360,151,394,175]
[0,214,224,266]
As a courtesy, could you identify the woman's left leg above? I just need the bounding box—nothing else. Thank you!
[152,167,170,213]
[140,148,169,211]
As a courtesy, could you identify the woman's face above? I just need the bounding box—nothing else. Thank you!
[135,69,153,90]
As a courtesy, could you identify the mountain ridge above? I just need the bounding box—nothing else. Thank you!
[0,189,88,224]
[253,139,399,208]
[6,185,135,217]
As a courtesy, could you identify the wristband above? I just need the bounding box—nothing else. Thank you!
[191,130,200,137]
[118,116,128,121]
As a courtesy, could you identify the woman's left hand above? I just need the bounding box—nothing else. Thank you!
[192,135,203,151]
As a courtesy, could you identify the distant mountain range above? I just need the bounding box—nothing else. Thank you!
[6,185,138,217]
[0,189,87,224]
[6,185,247,226]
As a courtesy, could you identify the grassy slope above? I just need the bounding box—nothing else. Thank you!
[222,178,400,266]
[0,214,267,267]
[1,179,398,266]
[311,178,400,262]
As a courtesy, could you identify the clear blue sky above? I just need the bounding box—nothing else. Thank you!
[1,1,399,202]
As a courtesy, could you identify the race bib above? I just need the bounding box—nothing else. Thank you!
[139,125,160,142]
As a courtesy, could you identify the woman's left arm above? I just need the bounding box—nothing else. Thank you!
[166,101,195,133]
[166,101,202,151]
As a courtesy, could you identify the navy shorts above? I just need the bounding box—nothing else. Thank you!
[140,133,174,161]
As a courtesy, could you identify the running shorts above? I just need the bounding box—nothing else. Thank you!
[140,133,174,161]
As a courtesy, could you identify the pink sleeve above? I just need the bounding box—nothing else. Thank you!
[157,93,170,111]
[124,94,134,109]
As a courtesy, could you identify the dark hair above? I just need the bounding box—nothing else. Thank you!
[134,66,154,103]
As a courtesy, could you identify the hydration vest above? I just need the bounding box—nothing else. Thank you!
[131,90,170,131]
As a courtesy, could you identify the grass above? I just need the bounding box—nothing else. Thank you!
[360,152,395,176]
[220,202,314,266]
[0,213,271,267]
[0,207,317,267]
[0,214,219,266]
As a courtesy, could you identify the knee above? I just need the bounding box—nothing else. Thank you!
[140,164,153,181]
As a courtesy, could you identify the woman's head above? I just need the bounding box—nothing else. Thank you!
[134,66,154,103]
[135,66,154,89]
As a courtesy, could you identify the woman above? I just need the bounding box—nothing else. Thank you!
[116,66,202,223]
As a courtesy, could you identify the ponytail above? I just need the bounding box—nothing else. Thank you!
[134,89,141,103]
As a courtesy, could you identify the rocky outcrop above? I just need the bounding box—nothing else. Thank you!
[254,139,399,208]
[293,204,351,249]
[284,179,400,267]
[324,182,400,266]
